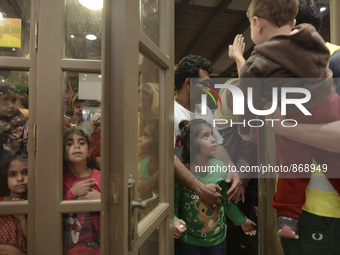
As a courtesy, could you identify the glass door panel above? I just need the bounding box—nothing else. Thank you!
[138,228,159,255]
[63,0,102,60]
[62,211,100,253]
[0,70,30,253]
[140,0,159,46]
[0,0,30,57]
[138,53,161,221]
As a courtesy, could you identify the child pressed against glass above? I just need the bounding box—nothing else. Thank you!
[174,119,256,255]
[0,81,27,150]
[236,0,340,239]
[0,150,28,254]
[63,128,100,255]
[139,120,159,181]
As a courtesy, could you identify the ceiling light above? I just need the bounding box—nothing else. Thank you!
[86,34,97,40]
[320,7,326,12]
[79,0,103,10]
[70,35,75,38]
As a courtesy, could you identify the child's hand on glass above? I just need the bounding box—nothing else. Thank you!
[174,219,186,239]
[70,179,98,198]
[77,188,101,200]
[241,218,257,236]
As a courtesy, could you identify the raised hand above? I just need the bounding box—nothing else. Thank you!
[228,34,247,76]
[228,34,245,61]
[70,179,98,198]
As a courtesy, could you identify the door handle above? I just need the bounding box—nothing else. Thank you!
[131,191,158,209]
[128,175,159,253]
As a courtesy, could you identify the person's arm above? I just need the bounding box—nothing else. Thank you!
[174,155,223,211]
[214,145,241,203]
[15,215,27,239]
[11,198,28,239]
[228,34,246,77]
[0,244,26,255]
[139,170,159,200]
[267,108,340,153]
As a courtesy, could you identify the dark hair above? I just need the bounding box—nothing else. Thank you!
[0,150,28,198]
[71,93,86,107]
[63,127,99,170]
[174,55,213,91]
[247,0,298,27]
[0,81,17,96]
[179,119,211,163]
[296,1,322,32]
[17,92,29,109]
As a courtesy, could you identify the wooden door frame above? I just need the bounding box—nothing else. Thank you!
[102,0,174,254]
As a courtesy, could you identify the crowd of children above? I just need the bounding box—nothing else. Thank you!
[1,0,339,254]
[0,76,103,253]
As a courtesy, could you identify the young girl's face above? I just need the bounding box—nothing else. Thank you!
[73,101,85,121]
[7,159,28,198]
[139,126,153,154]
[196,124,216,157]
[0,94,18,117]
[64,133,90,163]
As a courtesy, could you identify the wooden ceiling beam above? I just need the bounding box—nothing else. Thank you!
[188,0,233,55]
[175,0,191,28]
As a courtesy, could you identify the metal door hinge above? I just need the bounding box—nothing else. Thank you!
[35,23,38,50]
[33,123,37,152]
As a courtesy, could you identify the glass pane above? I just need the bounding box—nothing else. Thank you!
[0,214,27,254]
[138,227,159,255]
[63,212,100,254]
[0,0,30,58]
[64,0,102,60]
[0,70,29,152]
[138,54,160,220]
[63,72,102,201]
[140,0,159,46]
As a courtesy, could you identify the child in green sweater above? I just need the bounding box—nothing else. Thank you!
[174,119,256,254]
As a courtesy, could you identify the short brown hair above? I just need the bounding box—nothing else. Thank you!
[247,0,298,27]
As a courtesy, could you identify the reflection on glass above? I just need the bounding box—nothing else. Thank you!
[0,72,29,253]
[140,0,159,46]
[138,54,160,220]
[63,212,100,254]
[0,214,27,254]
[64,0,102,60]
[78,0,103,10]
[0,0,30,58]
[0,70,29,153]
[139,228,159,255]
